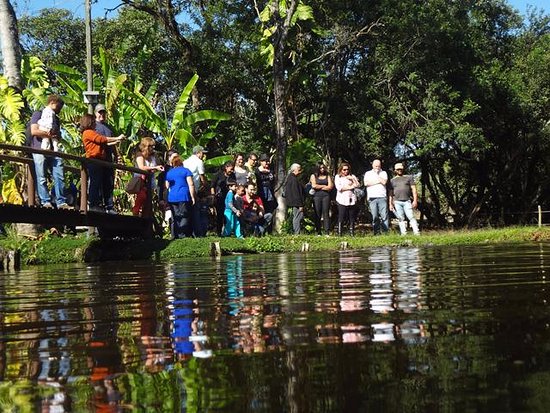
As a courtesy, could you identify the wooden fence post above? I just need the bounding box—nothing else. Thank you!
[26,164,35,206]
[80,165,88,211]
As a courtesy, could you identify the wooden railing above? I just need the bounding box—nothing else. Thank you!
[0,143,153,216]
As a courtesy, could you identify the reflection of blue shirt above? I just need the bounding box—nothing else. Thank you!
[226,257,244,316]
[173,299,194,355]
[166,167,193,202]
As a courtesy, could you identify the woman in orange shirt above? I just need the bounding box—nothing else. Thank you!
[80,114,124,212]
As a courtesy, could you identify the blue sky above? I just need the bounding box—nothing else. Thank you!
[16,0,549,19]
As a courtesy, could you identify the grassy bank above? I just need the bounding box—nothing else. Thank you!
[1,226,550,266]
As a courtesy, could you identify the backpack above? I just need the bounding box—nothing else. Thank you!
[24,110,42,147]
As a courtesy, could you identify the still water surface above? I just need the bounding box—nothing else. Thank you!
[2,243,550,412]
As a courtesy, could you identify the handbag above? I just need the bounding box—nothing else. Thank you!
[353,187,365,200]
[125,175,144,194]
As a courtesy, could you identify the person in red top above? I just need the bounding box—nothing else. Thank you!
[241,183,273,236]
[80,114,124,212]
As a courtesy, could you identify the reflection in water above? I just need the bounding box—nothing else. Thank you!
[2,244,550,411]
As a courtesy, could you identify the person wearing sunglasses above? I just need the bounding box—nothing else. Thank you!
[334,162,361,236]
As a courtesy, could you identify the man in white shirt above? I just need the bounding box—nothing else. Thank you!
[183,145,208,191]
[184,145,208,236]
[364,159,389,235]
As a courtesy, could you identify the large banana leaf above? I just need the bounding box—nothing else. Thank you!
[0,85,25,121]
[172,74,199,127]
[182,110,231,128]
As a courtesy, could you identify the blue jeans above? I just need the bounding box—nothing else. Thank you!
[87,162,103,207]
[368,197,389,234]
[394,200,420,235]
[394,200,415,222]
[32,153,66,206]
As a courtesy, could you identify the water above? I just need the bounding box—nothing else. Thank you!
[1,243,550,412]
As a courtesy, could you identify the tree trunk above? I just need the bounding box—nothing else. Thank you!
[271,0,298,232]
[0,0,23,90]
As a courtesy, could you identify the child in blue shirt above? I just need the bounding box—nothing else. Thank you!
[223,181,243,238]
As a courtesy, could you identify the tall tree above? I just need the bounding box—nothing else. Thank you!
[257,0,315,228]
[0,0,22,90]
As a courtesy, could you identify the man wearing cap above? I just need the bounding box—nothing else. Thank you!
[364,159,390,235]
[184,145,208,236]
[390,162,420,235]
[94,103,117,214]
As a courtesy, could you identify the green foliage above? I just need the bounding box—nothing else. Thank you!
[18,9,86,71]
[5,227,550,266]
[0,76,25,144]
[245,236,285,252]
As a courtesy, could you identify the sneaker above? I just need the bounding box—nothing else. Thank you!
[57,203,72,210]
[88,206,104,213]
[105,208,118,215]
[42,202,54,209]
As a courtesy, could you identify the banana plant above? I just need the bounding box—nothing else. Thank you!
[0,76,25,144]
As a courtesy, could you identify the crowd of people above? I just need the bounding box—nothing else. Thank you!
[279,159,420,237]
[26,94,421,238]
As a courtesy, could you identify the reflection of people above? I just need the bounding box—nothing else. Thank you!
[165,155,195,239]
[368,247,393,314]
[364,159,389,235]
[390,162,420,236]
[393,247,425,343]
[334,162,360,236]
[337,252,369,343]
[30,94,69,209]
[171,269,212,359]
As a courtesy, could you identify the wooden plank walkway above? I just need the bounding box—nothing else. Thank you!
[0,143,154,238]
[0,204,152,238]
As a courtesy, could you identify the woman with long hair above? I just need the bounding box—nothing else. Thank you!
[255,154,277,230]
[309,162,334,234]
[334,162,361,236]
[233,153,249,185]
[132,137,164,216]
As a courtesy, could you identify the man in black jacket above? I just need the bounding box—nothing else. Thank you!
[284,163,305,234]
